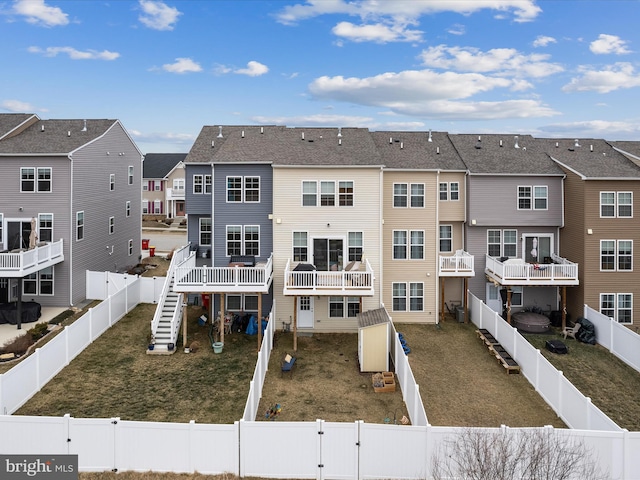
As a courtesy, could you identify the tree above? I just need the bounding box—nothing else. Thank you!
[431,427,608,480]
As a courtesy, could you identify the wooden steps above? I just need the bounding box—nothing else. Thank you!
[476,329,520,374]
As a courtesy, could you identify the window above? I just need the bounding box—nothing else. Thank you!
[76,211,84,241]
[226,225,241,255]
[393,230,407,259]
[143,183,148,191]
[173,178,185,192]
[600,293,633,324]
[601,192,633,218]
[153,200,162,214]
[205,175,212,194]
[439,182,448,201]
[244,226,260,256]
[0,214,3,246]
[227,177,242,202]
[518,186,531,209]
[225,294,259,313]
[392,282,423,312]
[36,167,51,192]
[320,181,335,206]
[439,225,452,252]
[24,267,54,296]
[21,167,35,192]
[329,297,360,318]
[618,192,632,217]
[503,230,517,257]
[601,240,633,271]
[410,231,424,259]
[450,182,459,201]
[348,232,363,261]
[128,239,133,256]
[38,214,53,243]
[302,181,317,206]
[126,201,131,217]
[109,217,115,235]
[601,192,615,217]
[487,230,501,257]
[110,174,115,191]
[534,186,548,210]
[193,175,203,194]
[293,232,308,262]
[142,201,149,214]
[488,230,517,257]
[128,166,134,185]
[339,181,353,206]
[154,182,161,191]
[394,183,408,207]
[411,184,425,207]
[245,177,259,202]
[511,286,523,307]
[199,218,212,246]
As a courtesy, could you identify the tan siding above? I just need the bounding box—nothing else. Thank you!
[438,172,466,222]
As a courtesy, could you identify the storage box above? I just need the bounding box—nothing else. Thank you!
[372,372,396,392]
[545,339,568,354]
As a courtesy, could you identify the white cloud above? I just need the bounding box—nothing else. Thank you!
[13,0,69,27]
[234,61,269,77]
[538,120,640,139]
[447,24,465,36]
[138,0,182,31]
[419,45,563,78]
[308,70,558,120]
[562,62,640,93]
[332,21,422,43]
[590,34,631,55]
[2,99,36,112]
[251,114,375,127]
[533,35,556,48]
[162,57,202,74]
[27,46,120,60]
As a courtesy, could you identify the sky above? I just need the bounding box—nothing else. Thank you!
[2,0,640,154]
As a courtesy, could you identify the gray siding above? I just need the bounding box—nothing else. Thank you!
[186,164,213,249]
[71,123,142,305]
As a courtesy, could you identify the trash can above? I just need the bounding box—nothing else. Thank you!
[149,246,155,257]
[142,239,150,250]
[456,306,465,323]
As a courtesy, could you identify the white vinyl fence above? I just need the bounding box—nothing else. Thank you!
[583,305,640,373]
[86,270,165,304]
[468,293,622,432]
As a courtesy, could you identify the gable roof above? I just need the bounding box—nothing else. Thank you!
[143,153,187,178]
[449,134,564,175]
[610,141,640,170]
[0,113,39,140]
[371,130,466,170]
[0,118,119,155]
[186,125,382,167]
[358,307,390,328]
[540,138,640,179]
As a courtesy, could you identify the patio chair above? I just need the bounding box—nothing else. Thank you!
[281,353,296,378]
[562,322,581,340]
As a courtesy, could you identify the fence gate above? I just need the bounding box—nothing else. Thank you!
[319,421,359,480]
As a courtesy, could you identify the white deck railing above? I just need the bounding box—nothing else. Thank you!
[0,239,64,277]
[283,258,374,296]
[439,250,474,276]
[485,253,578,286]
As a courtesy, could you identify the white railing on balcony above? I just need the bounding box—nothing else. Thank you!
[283,259,375,296]
[485,253,578,286]
[439,249,474,276]
[0,239,64,277]
[173,253,273,293]
[166,187,185,200]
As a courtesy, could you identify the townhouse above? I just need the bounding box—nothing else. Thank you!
[142,153,187,220]
[544,138,640,327]
[0,113,142,310]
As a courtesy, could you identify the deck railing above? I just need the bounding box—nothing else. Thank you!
[485,254,578,285]
[439,250,474,276]
[283,259,374,296]
[0,239,64,276]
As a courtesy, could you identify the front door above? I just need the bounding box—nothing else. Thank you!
[486,283,502,314]
[313,238,343,271]
[297,296,314,328]
[176,201,185,217]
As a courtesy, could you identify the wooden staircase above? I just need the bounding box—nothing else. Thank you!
[148,276,182,355]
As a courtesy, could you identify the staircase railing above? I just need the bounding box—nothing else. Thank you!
[150,244,193,342]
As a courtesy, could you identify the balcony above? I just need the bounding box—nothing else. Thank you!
[0,239,64,278]
[439,250,475,277]
[166,187,185,200]
[283,259,375,297]
[173,254,273,294]
[485,254,578,286]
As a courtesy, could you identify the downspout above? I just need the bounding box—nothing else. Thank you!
[69,153,73,306]
[435,170,440,325]
[378,166,384,308]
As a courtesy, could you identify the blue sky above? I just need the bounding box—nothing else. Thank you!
[2,0,640,154]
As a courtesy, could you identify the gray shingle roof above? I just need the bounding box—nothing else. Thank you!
[0,113,37,140]
[357,307,390,328]
[609,141,640,170]
[371,131,466,170]
[449,134,564,175]
[186,125,382,166]
[539,138,640,179]
[143,153,187,178]
[0,118,118,154]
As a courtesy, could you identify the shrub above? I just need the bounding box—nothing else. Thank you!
[28,322,49,342]
[1,334,34,356]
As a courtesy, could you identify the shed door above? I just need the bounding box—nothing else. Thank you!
[297,296,314,328]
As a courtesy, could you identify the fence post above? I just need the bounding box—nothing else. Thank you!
[35,348,41,390]
[535,349,541,391]
[188,420,195,474]
[585,397,592,430]
[88,307,94,343]
[557,370,564,424]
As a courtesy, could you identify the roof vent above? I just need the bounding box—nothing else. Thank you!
[67,131,71,137]
[514,136,520,149]
[211,140,215,148]
[475,139,482,149]
[217,126,223,138]
[41,124,44,132]
[337,127,342,137]
[499,139,503,147]
[400,141,404,149]
[574,139,580,148]
[260,126,264,134]
[338,138,342,146]
[82,120,87,132]
[389,137,393,144]
[241,130,245,138]
[428,130,432,142]
[436,146,440,154]
[301,132,305,141]
[555,142,559,148]
[590,144,593,152]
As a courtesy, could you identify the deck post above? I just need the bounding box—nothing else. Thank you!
[257,292,262,351]
[506,288,512,325]
[440,278,445,322]
[561,286,567,332]
[293,296,298,352]
[182,295,188,347]
[219,293,224,343]
[463,278,468,323]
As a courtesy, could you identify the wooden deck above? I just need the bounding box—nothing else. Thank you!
[476,329,520,374]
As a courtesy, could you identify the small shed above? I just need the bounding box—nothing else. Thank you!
[357,308,390,372]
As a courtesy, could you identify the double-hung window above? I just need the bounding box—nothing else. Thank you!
[21,168,35,192]
[487,229,517,257]
[339,181,354,206]
[411,184,425,207]
[205,175,212,194]
[38,214,53,243]
[293,232,308,262]
[76,212,84,241]
[449,182,459,201]
[392,282,423,312]
[21,167,52,192]
[518,186,532,209]
[394,183,408,207]
[244,226,260,256]
[320,181,335,206]
[302,181,317,206]
[109,174,115,191]
[601,240,633,271]
[618,192,632,217]
[348,232,363,261]
[534,186,548,209]
[600,293,633,324]
[126,201,131,217]
[439,183,448,201]
[142,201,149,214]
[393,230,407,259]
[245,177,259,202]
[109,217,115,235]
[601,192,633,218]
[439,225,452,252]
[37,167,52,192]
[227,177,242,202]
[329,297,360,318]
[410,231,424,259]
[226,225,242,256]
[193,175,203,194]
[199,218,212,246]
[128,166,134,185]
[128,239,133,256]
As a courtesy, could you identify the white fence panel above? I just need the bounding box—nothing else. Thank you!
[138,276,165,304]
[626,432,640,477]
[109,288,128,326]
[127,279,141,312]
[0,415,70,454]
[115,421,193,474]
[560,379,591,429]
[360,424,428,480]
[321,421,359,480]
[1,358,39,415]
[86,271,108,299]
[240,420,319,479]
[585,305,640,373]
[90,299,112,340]
[69,417,116,472]
[34,334,68,385]
[190,422,240,475]
[65,313,93,361]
